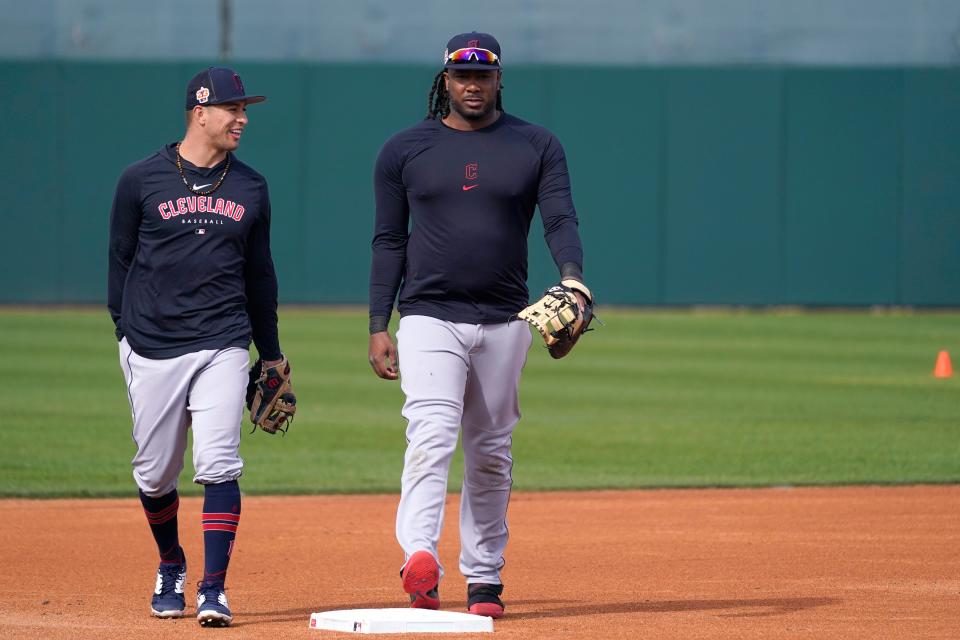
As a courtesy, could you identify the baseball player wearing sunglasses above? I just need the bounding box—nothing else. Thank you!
[369,32,590,618]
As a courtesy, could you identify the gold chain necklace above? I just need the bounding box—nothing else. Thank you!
[176,143,231,196]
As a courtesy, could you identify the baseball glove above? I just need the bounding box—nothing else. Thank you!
[517,279,594,359]
[246,357,297,434]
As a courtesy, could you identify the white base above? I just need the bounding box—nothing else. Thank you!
[309,608,494,634]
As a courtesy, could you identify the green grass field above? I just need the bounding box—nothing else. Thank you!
[0,307,957,497]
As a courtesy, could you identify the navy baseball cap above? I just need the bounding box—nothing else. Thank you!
[443,32,502,70]
[185,67,266,110]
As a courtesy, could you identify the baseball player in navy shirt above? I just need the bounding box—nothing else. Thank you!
[108,67,286,627]
[368,32,590,618]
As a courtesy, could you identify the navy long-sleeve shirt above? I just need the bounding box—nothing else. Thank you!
[108,142,281,360]
[370,112,584,326]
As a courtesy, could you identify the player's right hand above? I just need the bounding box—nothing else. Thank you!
[369,331,399,380]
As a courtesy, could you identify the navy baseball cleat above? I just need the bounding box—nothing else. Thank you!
[196,583,233,627]
[150,550,187,618]
[401,550,440,609]
[467,583,504,618]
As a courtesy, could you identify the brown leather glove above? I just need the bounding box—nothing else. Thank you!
[246,357,297,434]
[517,280,594,359]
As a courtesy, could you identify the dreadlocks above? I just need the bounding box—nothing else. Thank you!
[425,70,503,120]
[426,71,449,120]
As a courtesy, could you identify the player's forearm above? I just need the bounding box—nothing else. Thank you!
[369,243,406,324]
[107,170,144,337]
[369,315,390,335]
[370,153,409,324]
[539,197,582,270]
[107,230,139,337]
[248,316,282,362]
[106,268,127,337]
[560,261,583,282]
[544,228,583,275]
[245,274,281,361]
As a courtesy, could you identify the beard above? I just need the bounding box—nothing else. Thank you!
[449,95,497,121]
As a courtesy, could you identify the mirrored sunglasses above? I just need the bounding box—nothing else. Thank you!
[446,47,500,65]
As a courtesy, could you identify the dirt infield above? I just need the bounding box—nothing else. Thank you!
[1,486,957,639]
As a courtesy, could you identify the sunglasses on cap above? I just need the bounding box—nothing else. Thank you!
[446,47,500,65]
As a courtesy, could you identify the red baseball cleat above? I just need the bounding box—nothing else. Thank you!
[401,550,440,609]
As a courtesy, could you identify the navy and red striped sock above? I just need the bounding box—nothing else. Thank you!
[201,480,241,587]
[139,489,182,564]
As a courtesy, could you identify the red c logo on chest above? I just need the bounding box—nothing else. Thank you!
[465,163,478,180]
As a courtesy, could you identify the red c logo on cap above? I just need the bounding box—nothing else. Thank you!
[233,74,244,93]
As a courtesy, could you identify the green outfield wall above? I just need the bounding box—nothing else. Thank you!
[1,62,957,305]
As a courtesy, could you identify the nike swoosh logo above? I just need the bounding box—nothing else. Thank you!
[193,183,213,190]
[462,185,479,191]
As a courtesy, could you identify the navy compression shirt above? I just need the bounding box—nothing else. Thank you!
[370,112,584,327]
[108,143,281,360]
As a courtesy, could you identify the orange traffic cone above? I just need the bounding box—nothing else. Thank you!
[933,350,953,378]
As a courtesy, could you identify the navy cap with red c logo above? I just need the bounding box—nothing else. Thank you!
[443,32,502,70]
[185,67,266,110]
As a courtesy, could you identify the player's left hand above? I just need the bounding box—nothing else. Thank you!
[516,279,595,359]
[246,357,297,434]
